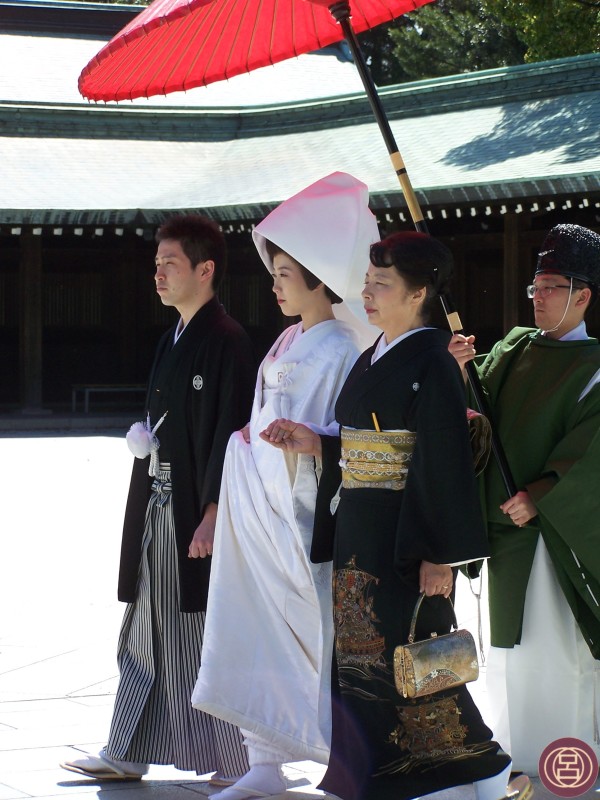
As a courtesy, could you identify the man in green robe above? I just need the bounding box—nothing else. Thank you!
[450,224,600,776]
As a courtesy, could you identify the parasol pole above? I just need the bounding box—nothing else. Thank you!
[326,0,517,498]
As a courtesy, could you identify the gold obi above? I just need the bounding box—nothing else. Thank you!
[340,427,416,491]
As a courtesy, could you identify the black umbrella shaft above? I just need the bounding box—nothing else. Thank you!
[329,1,517,498]
[330,3,427,233]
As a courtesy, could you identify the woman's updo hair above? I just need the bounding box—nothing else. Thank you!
[369,231,453,319]
[265,239,343,304]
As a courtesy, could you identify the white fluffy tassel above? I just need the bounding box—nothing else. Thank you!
[126,421,156,458]
[126,412,168,476]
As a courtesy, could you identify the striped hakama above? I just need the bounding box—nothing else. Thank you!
[105,465,249,776]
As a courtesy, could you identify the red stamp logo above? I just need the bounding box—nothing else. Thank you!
[539,737,598,797]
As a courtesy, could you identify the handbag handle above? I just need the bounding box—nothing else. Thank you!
[407,592,458,644]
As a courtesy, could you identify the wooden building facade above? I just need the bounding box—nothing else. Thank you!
[1,0,599,412]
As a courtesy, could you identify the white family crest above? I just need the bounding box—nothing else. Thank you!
[412,382,420,391]
[193,375,204,391]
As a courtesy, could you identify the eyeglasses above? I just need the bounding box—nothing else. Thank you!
[526,284,572,299]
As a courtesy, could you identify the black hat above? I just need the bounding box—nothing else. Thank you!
[536,224,600,289]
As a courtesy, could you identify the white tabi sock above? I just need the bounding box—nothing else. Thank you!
[474,762,513,800]
[98,747,149,775]
[210,764,286,800]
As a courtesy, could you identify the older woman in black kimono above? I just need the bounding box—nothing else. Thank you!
[261,232,532,800]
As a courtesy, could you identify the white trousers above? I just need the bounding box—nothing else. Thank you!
[487,536,600,775]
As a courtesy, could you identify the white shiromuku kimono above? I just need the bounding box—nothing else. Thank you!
[192,319,360,765]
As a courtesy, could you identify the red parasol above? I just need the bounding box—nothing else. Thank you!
[79,0,517,497]
[79,0,431,101]
[79,0,433,238]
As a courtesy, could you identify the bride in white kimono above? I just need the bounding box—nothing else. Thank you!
[192,172,379,800]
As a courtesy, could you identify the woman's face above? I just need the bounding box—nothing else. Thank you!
[271,252,317,317]
[362,261,419,338]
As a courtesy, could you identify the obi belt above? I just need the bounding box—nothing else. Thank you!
[340,428,416,491]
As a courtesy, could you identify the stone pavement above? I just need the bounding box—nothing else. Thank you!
[0,434,595,800]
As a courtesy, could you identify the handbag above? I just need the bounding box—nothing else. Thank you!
[393,592,479,699]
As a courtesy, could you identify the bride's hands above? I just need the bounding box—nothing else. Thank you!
[260,418,322,457]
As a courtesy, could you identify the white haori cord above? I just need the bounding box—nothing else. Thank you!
[126,411,168,477]
[469,573,486,666]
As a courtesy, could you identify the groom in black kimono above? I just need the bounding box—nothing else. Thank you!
[61,214,255,782]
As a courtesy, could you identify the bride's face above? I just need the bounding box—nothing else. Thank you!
[271,252,318,318]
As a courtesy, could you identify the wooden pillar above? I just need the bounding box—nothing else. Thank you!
[18,232,44,411]
[118,236,138,380]
[503,213,520,334]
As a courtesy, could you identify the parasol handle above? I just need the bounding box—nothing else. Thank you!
[328,1,518,498]
[438,296,518,498]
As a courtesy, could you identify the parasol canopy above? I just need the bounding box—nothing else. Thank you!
[78,0,433,102]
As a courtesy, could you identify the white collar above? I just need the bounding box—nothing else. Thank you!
[371,327,431,364]
[540,321,588,342]
[174,317,186,344]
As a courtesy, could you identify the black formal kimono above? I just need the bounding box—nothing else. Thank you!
[105,296,255,773]
[315,328,511,800]
[118,295,256,612]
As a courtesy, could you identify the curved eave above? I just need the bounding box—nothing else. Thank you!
[1,176,597,226]
[1,53,598,224]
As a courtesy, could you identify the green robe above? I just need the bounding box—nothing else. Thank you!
[476,327,600,656]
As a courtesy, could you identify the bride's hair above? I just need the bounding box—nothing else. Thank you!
[265,239,342,304]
